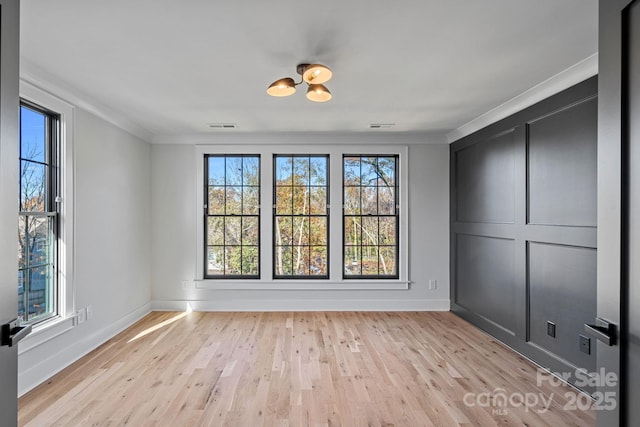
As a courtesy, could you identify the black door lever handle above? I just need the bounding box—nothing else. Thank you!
[584,317,616,346]
[1,318,32,347]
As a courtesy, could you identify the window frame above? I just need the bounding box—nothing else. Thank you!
[18,80,75,338]
[203,154,261,279]
[195,144,408,290]
[18,100,60,324]
[342,154,400,279]
[272,154,330,280]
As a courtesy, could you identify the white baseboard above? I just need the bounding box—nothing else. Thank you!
[18,302,152,397]
[151,299,450,312]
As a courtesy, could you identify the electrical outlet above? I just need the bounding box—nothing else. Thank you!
[428,279,437,290]
[547,321,556,338]
[579,335,591,354]
[86,305,93,320]
[182,281,195,290]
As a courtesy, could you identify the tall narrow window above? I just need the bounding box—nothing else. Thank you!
[273,155,329,278]
[18,102,60,323]
[343,155,399,278]
[205,155,260,278]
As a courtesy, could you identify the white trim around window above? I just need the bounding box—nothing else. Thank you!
[18,80,76,350]
[195,144,409,290]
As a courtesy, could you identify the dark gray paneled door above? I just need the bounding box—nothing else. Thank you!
[0,0,20,426]
[599,0,640,425]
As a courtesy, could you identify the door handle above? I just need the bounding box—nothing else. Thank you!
[584,317,617,346]
[1,318,32,347]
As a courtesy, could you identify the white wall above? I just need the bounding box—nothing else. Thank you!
[16,107,449,394]
[18,108,152,395]
[74,109,151,319]
[150,138,450,311]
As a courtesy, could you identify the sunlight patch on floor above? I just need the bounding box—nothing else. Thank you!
[127,311,189,343]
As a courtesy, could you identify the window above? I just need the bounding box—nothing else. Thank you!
[343,155,399,278]
[204,155,260,278]
[273,155,329,278]
[16,81,75,342]
[196,145,407,289]
[18,102,60,324]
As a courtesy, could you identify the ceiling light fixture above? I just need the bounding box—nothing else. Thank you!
[306,84,332,102]
[267,63,333,102]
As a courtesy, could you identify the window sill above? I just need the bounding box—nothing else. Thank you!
[195,280,410,291]
[17,314,77,355]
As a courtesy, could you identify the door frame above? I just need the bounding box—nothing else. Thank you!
[0,0,21,426]
[597,0,638,425]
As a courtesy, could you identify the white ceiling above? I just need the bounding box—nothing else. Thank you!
[20,0,598,141]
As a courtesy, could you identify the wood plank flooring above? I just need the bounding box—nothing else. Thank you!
[18,312,595,426]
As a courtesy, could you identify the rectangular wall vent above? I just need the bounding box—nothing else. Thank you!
[208,123,237,129]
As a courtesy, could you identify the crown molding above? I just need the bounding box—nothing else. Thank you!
[20,58,154,142]
[447,53,598,143]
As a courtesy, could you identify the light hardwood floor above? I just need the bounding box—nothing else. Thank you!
[18,312,595,426]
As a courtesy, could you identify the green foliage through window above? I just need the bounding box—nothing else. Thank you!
[205,155,260,277]
[343,155,399,278]
[273,155,329,278]
[203,152,400,281]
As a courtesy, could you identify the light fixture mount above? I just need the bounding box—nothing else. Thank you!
[267,63,333,102]
[296,63,310,76]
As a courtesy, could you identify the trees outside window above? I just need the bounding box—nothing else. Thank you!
[198,147,405,286]
[273,155,329,278]
[205,155,260,278]
[343,155,398,278]
[19,102,60,323]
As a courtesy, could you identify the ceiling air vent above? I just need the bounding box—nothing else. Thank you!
[208,123,237,129]
[369,123,395,129]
